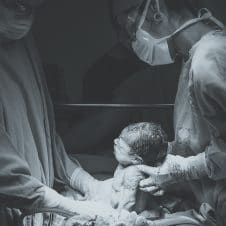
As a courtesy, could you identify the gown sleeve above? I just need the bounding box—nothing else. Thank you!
[0,102,46,210]
[53,133,81,185]
[191,38,226,180]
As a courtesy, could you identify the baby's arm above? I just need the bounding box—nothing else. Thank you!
[111,165,148,212]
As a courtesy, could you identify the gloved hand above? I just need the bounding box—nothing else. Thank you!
[42,186,119,219]
[61,186,87,201]
[70,167,113,203]
[70,167,96,197]
[42,187,148,226]
[137,153,208,193]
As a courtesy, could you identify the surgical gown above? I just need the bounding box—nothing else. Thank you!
[171,30,226,225]
[0,34,80,225]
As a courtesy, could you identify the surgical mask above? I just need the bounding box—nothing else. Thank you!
[0,2,34,42]
[132,0,225,66]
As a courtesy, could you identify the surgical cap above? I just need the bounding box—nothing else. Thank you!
[111,0,206,20]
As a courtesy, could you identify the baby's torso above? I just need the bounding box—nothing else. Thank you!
[111,165,148,212]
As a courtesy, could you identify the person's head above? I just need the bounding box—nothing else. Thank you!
[0,0,43,42]
[112,0,198,44]
[111,0,222,65]
[114,122,168,167]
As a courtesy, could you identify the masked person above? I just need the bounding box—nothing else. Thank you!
[0,1,149,226]
[112,0,226,225]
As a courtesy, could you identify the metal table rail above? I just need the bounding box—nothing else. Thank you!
[55,103,174,110]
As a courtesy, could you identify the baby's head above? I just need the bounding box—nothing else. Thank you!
[114,122,168,167]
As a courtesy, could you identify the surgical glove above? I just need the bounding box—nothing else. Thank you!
[137,153,208,192]
[70,167,112,203]
[42,186,118,219]
[70,167,96,197]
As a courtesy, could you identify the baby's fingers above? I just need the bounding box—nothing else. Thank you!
[137,165,158,176]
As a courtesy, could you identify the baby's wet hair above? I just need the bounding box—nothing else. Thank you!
[121,122,168,166]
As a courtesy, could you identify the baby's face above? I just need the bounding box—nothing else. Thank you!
[114,133,143,166]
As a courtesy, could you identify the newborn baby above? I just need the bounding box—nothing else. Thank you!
[111,122,168,213]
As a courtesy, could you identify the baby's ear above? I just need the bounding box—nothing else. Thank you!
[131,155,143,165]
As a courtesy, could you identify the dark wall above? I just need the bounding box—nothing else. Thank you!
[33,1,226,152]
[33,0,117,102]
[33,0,226,103]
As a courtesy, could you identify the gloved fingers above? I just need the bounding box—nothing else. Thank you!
[136,165,158,176]
[139,178,156,188]
[139,177,165,195]
[152,189,165,196]
[70,191,87,201]
[76,195,87,201]
[79,194,90,201]
[139,186,160,194]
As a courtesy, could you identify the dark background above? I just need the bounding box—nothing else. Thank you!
[32,0,226,154]
[33,0,226,103]
[33,0,116,102]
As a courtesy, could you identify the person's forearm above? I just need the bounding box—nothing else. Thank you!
[19,186,77,217]
[138,152,209,192]
[70,167,97,195]
[40,186,119,219]
[163,152,208,182]
[183,152,208,180]
[40,186,75,216]
[70,167,114,203]
[167,142,208,180]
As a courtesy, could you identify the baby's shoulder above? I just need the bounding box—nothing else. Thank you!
[123,166,144,178]
[113,165,145,191]
[122,166,145,189]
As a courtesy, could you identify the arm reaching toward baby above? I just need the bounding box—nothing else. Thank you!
[43,186,148,226]
[137,153,208,191]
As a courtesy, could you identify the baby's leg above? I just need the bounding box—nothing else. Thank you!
[117,188,137,211]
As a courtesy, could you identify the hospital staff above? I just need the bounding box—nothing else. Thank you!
[0,0,147,225]
[112,0,226,225]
